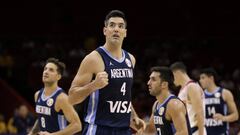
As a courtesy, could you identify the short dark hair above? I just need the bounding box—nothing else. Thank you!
[150,66,176,90]
[104,10,127,28]
[170,61,187,73]
[200,68,218,81]
[46,58,66,75]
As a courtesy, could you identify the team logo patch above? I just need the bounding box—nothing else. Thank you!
[47,98,54,107]
[125,58,132,68]
[214,92,221,98]
[158,107,165,115]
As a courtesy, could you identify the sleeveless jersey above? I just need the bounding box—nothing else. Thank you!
[154,94,192,135]
[204,87,228,135]
[36,87,67,133]
[178,80,205,129]
[83,46,133,130]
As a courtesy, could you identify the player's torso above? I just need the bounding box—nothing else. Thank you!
[36,88,67,132]
[154,95,192,135]
[204,87,228,135]
[83,47,133,128]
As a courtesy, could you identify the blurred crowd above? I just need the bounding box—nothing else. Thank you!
[0,105,35,135]
[0,37,240,134]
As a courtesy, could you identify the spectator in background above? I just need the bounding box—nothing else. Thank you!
[13,105,35,135]
[0,114,7,134]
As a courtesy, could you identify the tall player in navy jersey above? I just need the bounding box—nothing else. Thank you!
[68,10,145,135]
[143,66,192,135]
[199,68,238,135]
[28,58,81,135]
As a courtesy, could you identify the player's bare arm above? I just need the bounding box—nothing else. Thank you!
[166,99,188,135]
[68,51,108,105]
[143,101,158,134]
[188,84,205,135]
[28,91,40,135]
[214,89,239,122]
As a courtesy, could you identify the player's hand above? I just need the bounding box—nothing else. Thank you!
[93,71,109,90]
[38,131,52,135]
[130,117,146,132]
[213,113,225,121]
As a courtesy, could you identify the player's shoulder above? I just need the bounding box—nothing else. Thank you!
[222,88,234,100]
[84,50,102,62]
[187,82,202,92]
[56,92,68,102]
[80,50,104,69]
[167,98,185,112]
[34,90,41,102]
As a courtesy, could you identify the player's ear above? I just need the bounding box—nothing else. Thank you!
[103,27,107,36]
[57,74,61,80]
[162,81,168,88]
[124,29,127,38]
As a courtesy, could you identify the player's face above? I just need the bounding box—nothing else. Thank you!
[42,63,60,84]
[199,73,210,89]
[104,17,127,45]
[147,72,163,96]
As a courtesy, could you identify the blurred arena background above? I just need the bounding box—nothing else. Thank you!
[0,0,240,134]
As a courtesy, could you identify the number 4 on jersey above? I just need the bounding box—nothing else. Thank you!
[120,82,126,96]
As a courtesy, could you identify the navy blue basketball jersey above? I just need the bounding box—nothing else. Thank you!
[154,94,192,135]
[36,87,67,133]
[204,87,228,135]
[83,46,133,131]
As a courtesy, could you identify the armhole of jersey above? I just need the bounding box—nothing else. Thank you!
[36,90,42,102]
[95,48,106,71]
[125,51,134,66]
[55,91,65,114]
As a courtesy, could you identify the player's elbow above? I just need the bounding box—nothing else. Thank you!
[233,112,239,121]
[176,129,188,135]
[68,89,81,105]
[71,120,82,133]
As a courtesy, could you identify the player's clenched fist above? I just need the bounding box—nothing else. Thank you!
[92,71,109,89]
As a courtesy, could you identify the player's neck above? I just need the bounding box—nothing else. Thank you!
[157,90,171,104]
[103,43,123,60]
[207,83,218,92]
[44,83,58,96]
[180,74,191,87]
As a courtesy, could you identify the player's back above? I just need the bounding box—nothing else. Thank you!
[204,87,228,135]
[36,88,67,133]
[82,46,133,134]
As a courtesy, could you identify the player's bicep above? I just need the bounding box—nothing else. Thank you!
[168,100,188,134]
[223,90,238,113]
[58,94,80,123]
[188,85,203,112]
[70,53,101,89]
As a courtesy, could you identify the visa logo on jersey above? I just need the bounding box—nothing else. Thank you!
[107,101,131,113]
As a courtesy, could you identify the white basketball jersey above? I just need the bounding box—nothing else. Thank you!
[178,81,205,129]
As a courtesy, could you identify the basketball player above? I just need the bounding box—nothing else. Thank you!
[199,68,239,135]
[170,62,206,135]
[28,58,81,135]
[68,10,145,135]
[143,66,192,135]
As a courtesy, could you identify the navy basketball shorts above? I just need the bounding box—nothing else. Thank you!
[82,123,131,135]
